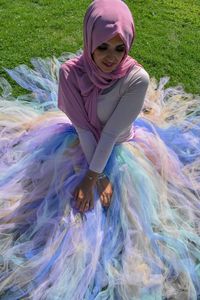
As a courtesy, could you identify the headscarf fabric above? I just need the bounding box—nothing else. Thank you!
[58,0,138,141]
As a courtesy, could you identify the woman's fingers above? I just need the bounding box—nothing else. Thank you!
[76,188,111,211]
[73,179,95,212]
[89,197,94,210]
[72,188,79,208]
[73,188,78,199]
[102,194,108,206]
[85,201,90,211]
[97,181,112,208]
[77,198,85,212]
[76,191,92,212]
[100,194,104,204]
[80,200,90,212]
[78,199,85,212]
[75,190,84,210]
[101,193,111,207]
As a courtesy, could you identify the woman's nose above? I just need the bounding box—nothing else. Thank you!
[105,51,115,61]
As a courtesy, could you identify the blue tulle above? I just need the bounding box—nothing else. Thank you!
[0,55,200,299]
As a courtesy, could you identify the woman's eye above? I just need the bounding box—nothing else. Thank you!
[97,46,107,51]
[96,45,125,52]
[116,47,125,52]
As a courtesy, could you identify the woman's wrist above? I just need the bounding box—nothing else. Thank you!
[98,173,107,180]
[84,170,107,186]
[85,169,99,185]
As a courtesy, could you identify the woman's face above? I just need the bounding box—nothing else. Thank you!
[92,34,126,73]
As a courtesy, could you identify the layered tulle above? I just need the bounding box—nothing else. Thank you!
[0,54,200,299]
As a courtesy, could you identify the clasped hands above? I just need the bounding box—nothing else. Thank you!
[73,170,113,213]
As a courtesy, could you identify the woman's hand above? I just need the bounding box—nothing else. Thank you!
[73,170,98,213]
[97,176,113,208]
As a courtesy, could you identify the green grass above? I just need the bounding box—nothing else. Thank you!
[0,0,199,96]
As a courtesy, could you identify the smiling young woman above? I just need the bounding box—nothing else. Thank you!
[92,34,126,73]
[0,0,200,299]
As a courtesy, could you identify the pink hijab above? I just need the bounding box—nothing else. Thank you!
[58,0,138,141]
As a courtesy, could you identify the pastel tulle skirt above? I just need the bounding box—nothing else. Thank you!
[0,54,200,300]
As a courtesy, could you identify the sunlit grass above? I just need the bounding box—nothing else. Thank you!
[0,0,199,95]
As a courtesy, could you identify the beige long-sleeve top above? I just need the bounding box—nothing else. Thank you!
[75,65,149,173]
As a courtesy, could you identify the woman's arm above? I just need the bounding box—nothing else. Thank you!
[74,126,108,211]
[74,67,149,212]
[74,126,97,164]
[89,68,150,173]
[74,124,114,211]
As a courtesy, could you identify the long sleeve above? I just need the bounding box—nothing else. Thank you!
[89,67,150,173]
[74,126,97,164]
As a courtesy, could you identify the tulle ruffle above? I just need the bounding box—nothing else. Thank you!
[0,54,200,299]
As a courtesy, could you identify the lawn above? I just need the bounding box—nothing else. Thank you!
[0,0,199,95]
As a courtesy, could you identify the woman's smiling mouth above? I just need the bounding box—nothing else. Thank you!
[103,62,115,67]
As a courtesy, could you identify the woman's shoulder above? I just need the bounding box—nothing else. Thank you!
[119,64,150,95]
[59,56,83,76]
[120,65,150,94]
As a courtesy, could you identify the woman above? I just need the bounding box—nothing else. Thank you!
[58,0,149,214]
[0,0,200,299]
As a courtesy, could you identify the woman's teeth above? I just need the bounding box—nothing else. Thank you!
[104,62,114,67]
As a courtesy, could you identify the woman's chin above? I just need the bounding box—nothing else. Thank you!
[100,65,116,73]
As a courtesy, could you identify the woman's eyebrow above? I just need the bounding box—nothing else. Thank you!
[116,44,125,47]
[100,42,125,47]
[99,43,108,46]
